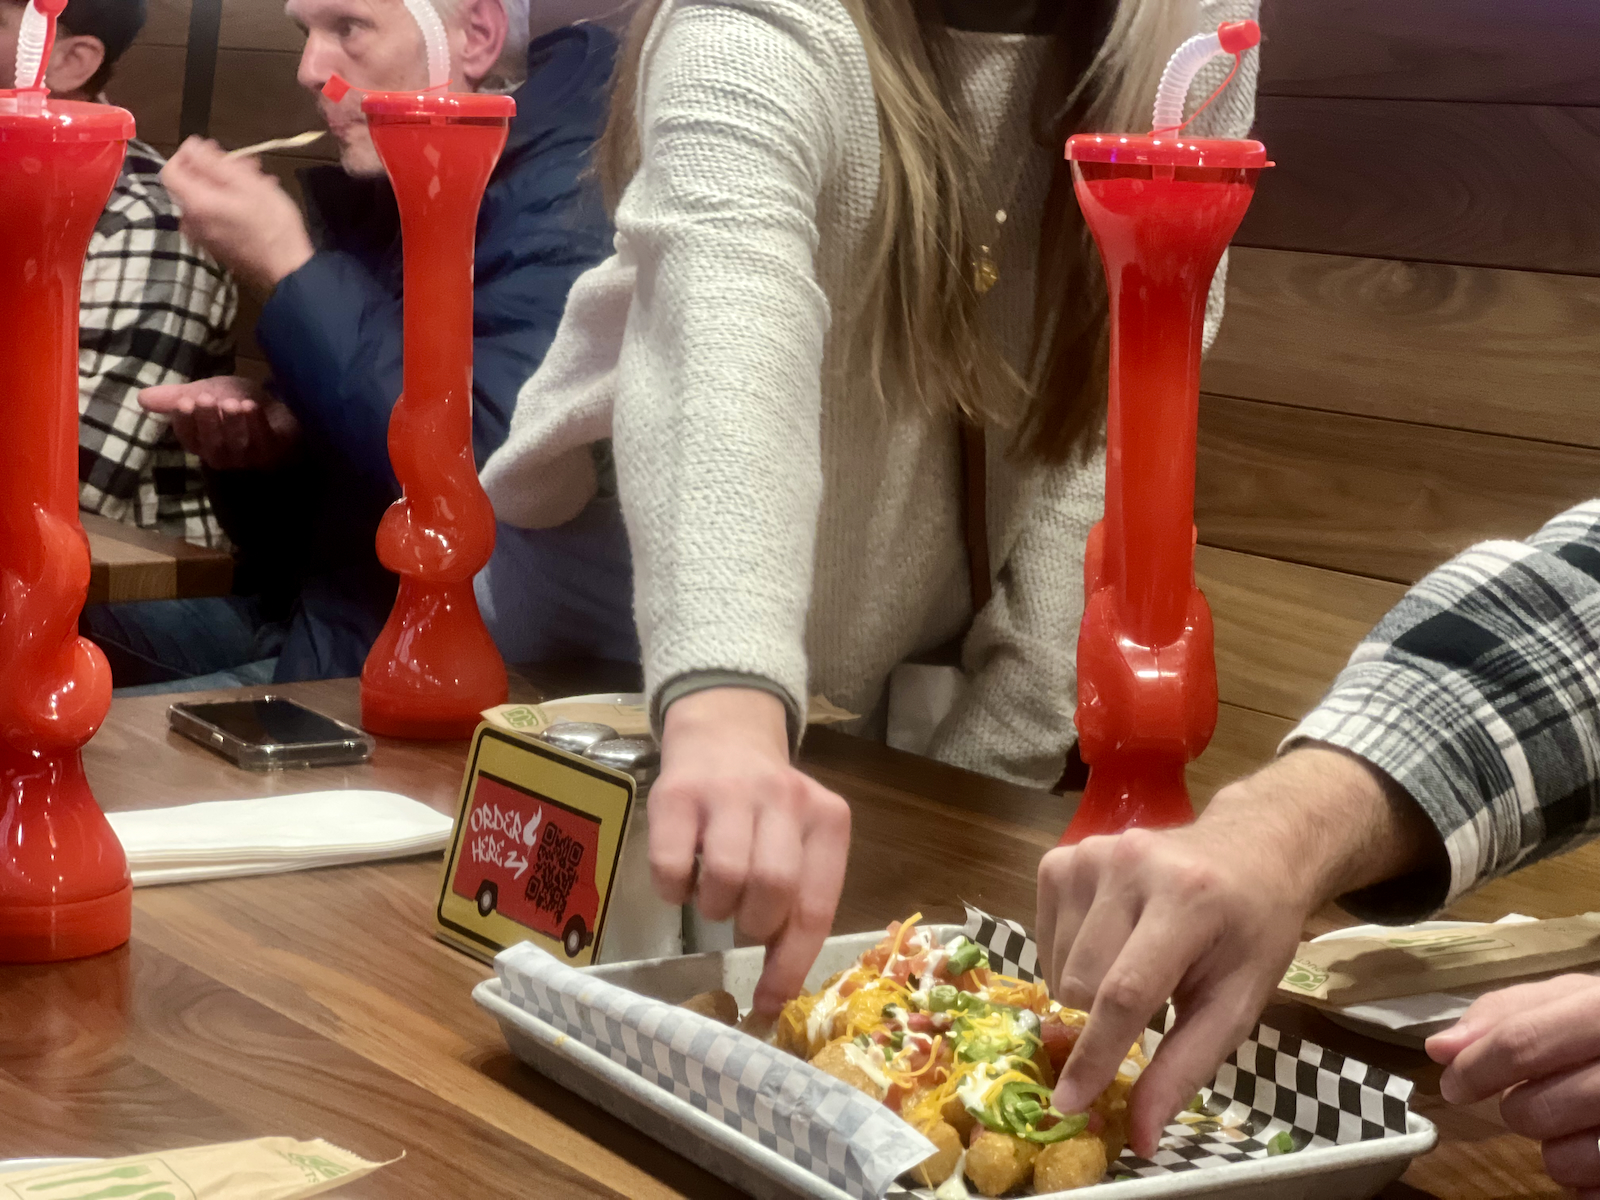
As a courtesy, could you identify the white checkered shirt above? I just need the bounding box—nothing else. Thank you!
[77,138,238,547]
[1289,501,1600,918]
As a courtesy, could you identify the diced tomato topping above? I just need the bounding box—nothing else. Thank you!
[870,1029,892,1046]
[838,976,862,997]
[1040,1016,1082,1074]
[885,1083,909,1113]
[950,968,988,992]
[906,1012,940,1033]
[884,949,929,984]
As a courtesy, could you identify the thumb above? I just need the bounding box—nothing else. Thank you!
[139,384,189,411]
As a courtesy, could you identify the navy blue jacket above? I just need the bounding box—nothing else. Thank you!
[219,25,619,681]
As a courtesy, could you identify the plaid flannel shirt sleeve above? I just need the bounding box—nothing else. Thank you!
[77,140,238,547]
[1285,500,1600,920]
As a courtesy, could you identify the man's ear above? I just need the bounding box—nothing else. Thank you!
[46,32,106,97]
[456,0,508,89]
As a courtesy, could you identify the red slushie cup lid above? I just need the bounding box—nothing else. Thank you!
[1067,133,1269,170]
[361,88,515,122]
[0,94,132,142]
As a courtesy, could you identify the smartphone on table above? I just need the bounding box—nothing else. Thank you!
[168,696,374,771]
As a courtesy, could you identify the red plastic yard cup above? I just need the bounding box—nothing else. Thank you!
[1061,132,1269,844]
[0,93,133,961]
[357,87,514,739]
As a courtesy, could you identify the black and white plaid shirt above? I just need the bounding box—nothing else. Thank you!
[77,138,237,547]
[1289,501,1600,918]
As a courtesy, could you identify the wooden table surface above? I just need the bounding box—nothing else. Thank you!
[1,665,1588,1198]
[83,511,234,605]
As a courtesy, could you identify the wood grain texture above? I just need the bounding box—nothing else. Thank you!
[210,49,337,160]
[0,944,639,1197]
[83,512,233,603]
[1187,702,1293,806]
[1237,98,1600,276]
[1257,0,1600,105]
[1204,249,1600,448]
[105,43,187,145]
[1196,394,1600,583]
[1198,545,1405,720]
[136,0,193,47]
[220,0,309,52]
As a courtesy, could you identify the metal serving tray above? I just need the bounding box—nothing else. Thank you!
[474,927,1437,1199]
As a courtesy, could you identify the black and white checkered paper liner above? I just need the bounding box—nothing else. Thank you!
[882,907,1418,1196]
[495,942,936,1199]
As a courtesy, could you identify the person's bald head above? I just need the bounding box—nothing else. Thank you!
[286,0,514,176]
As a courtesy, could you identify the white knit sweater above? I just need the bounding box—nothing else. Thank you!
[481,0,1260,786]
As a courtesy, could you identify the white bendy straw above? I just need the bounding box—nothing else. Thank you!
[399,0,451,89]
[14,0,66,91]
[1151,19,1260,135]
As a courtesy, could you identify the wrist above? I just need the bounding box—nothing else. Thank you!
[1207,745,1436,914]
[262,237,314,290]
[662,687,790,761]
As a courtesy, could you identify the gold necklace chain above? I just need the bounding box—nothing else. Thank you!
[974,206,1009,295]
[972,146,1036,295]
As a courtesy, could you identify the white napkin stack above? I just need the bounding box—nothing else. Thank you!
[105,791,454,886]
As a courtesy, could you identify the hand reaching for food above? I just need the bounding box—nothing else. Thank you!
[652,687,852,1018]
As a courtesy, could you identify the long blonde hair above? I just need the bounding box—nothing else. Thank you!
[597,0,1197,463]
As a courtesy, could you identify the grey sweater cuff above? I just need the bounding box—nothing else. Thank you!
[653,671,804,756]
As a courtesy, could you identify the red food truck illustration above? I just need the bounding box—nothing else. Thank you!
[453,774,603,957]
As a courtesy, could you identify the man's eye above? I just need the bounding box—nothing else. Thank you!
[335,18,361,38]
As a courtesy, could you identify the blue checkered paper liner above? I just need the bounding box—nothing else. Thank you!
[495,942,936,1199]
[882,907,1418,1195]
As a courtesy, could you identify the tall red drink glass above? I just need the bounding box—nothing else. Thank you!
[0,93,132,960]
[1062,134,1268,844]
[358,89,514,739]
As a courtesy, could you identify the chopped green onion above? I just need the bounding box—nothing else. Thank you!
[853,1033,872,1051]
[1185,1094,1207,1114]
[926,984,961,1013]
[889,1030,906,1052]
[1267,1131,1296,1156]
[946,938,990,975]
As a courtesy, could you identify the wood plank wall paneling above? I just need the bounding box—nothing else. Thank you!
[1257,0,1600,105]
[220,0,307,53]
[1204,248,1600,448]
[1196,394,1600,583]
[140,0,193,47]
[1196,546,1405,721]
[1237,98,1600,276]
[1188,704,1293,808]
[210,49,335,158]
[105,44,187,144]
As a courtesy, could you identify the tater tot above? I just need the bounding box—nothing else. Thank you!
[1034,1133,1108,1192]
[942,1092,975,1140]
[810,1038,887,1101]
[1093,1080,1132,1164]
[775,995,815,1058]
[964,1129,1039,1197]
[909,1120,963,1189]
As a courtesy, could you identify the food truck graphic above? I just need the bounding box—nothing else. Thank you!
[453,773,602,958]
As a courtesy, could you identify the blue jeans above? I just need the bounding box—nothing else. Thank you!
[475,498,639,665]
[80,596,286,695]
